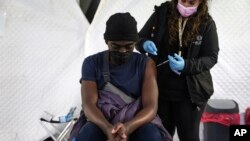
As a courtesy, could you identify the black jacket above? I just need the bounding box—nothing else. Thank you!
[137,2,219,106]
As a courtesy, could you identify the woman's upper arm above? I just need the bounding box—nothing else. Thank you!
[139,12,156,38]
[136,13,156,53]
[141,58,158,109]
[81,80,98,107]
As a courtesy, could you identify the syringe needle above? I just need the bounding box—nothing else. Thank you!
[156,60,169,67]
[156,57,176,67]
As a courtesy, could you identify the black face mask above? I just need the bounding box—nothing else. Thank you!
[109,51,132,65]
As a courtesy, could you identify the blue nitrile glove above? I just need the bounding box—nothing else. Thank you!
[143,40,157,55]
[168,53,185,75]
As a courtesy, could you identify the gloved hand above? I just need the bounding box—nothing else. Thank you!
[168,53,185,75]
[143,40,157,55]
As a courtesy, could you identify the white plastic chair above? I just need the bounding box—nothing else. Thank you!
[40,107,77,141]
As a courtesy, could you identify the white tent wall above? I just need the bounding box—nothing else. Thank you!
[0,0,87,140]
[0,0,249,141]
[209,0,250,113]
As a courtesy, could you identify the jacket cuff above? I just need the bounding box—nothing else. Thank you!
[136,38,148,53]
[182,60,189,74]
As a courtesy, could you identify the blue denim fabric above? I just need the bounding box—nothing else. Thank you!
[78,122,164,141]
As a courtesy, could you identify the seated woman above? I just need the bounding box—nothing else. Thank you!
[77,13,172,141]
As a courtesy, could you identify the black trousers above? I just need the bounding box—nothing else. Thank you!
[158,99,206,141]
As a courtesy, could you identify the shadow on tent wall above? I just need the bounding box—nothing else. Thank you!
[79,0,100,23]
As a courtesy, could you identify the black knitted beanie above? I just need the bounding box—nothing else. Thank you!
[104,12,139,41]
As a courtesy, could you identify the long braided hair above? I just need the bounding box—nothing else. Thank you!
[168,0,210,46]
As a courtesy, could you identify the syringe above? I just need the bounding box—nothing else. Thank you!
[156,60,169,67]
[156,57,176,67]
